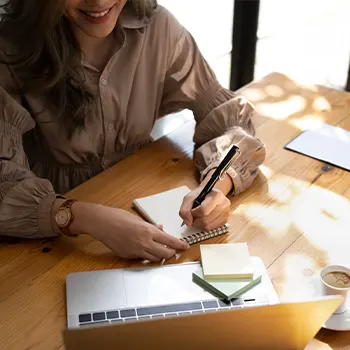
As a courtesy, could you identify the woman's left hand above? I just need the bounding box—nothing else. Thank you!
[179,181,231,231]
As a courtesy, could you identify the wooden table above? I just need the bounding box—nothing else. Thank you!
[1,72,349,350]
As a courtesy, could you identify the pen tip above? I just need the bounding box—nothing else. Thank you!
[181,221,185,227]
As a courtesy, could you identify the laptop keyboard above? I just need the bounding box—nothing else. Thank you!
[78,296,269,327]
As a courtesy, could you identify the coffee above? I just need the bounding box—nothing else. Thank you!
[323,271,350,289]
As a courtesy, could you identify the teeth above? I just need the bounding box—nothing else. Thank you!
[84,9,110,18]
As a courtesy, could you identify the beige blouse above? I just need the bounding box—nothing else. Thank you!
[0,5,265,239]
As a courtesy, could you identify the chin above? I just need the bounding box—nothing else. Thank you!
[82,26,116,39]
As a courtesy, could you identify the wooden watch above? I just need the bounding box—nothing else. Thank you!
[55,199,77,237]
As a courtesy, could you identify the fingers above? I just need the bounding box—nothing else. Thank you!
[191,195,218,219]
[153,231,189,251]
[179,193,196,226]
[191,190,227,218]
[191,190,230,231]
[194,211,228,232]
[143,251,161,263]
[192,204,223,230]
[147,241,176,260]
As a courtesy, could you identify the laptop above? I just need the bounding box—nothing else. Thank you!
[65,257,278,329]
[64,258,342,349]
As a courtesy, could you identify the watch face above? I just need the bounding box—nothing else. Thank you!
[56,209,70,227]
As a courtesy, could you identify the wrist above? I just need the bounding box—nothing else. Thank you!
[201,169,233,196]
[215,173,234,195]
[69,201,99,236]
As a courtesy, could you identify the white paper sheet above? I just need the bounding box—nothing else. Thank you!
[285,122,350,171]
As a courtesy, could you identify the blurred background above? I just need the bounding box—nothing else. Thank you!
[154,0,350,139]
[159,0,350,91]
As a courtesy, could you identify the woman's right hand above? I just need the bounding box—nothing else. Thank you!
[70,202,189,262]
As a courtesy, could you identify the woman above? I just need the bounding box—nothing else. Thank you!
[0,0,265,261]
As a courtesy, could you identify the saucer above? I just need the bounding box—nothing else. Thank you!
[323,300,350,331]
[305,274,350,331]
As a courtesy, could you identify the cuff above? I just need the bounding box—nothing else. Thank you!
[38,194,66,237]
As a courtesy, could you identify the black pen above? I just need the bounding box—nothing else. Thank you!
[181,144,240,226]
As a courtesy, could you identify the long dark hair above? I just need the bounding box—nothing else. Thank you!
[0,0,157,137]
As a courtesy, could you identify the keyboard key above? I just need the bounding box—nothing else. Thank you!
[165,313,177,317]
[244,298,256,303]
[205,309,217,313]
[92,312,106,321]
[191,310,204,314]
[244,299,256,307]
[178,312,191,316]
[124,317,137,322]
[106,311,120,319]
[80,321,109,328]
[120,309,136,318]
[202,300,218,309]
[218,300,231,307]
[152,315,165,319]
[231,298,243,307]
[79,314,92,323]
[137,302,202,316]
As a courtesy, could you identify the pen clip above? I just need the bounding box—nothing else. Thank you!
[219,150,241,180]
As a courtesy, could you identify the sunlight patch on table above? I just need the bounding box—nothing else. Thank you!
[289,114,326,131]
[242,87,267,102]
[264,84,285,98]
[258,164,275,179]
[278,253,320,301]
[242,204,292,238]
[291,186,350,255]
[312,96,332,112]
[256,95,306,120]
[267,181,294,204]
[234,174,308,238]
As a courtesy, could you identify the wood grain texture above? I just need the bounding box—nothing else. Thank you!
[0,72,349,350]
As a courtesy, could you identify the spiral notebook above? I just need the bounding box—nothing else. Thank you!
[132,186,229,245]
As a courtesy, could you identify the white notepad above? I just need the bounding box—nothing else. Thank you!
[285,122,350,171]
[200,243,254,279]
[132,186,229,245]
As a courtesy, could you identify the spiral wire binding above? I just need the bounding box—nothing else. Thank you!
[180,224,230,245]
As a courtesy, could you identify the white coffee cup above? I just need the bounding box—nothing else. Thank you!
[320,265,350,314]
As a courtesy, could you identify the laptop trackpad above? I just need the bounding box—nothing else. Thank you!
[66,269,128,315]
[123,262,213,307]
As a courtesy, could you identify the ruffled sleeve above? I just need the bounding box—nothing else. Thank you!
[0,64,60,238]
[159,10,265,194]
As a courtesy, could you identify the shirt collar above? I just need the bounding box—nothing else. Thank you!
[118,3,158,29]
[81,4,158,70]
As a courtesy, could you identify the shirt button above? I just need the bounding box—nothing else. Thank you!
[107,124,113,131]
[100,77,108,86]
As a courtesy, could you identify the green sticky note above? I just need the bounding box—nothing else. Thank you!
[193,267,262,301]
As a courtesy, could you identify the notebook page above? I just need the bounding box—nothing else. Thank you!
[133,186,207,239]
